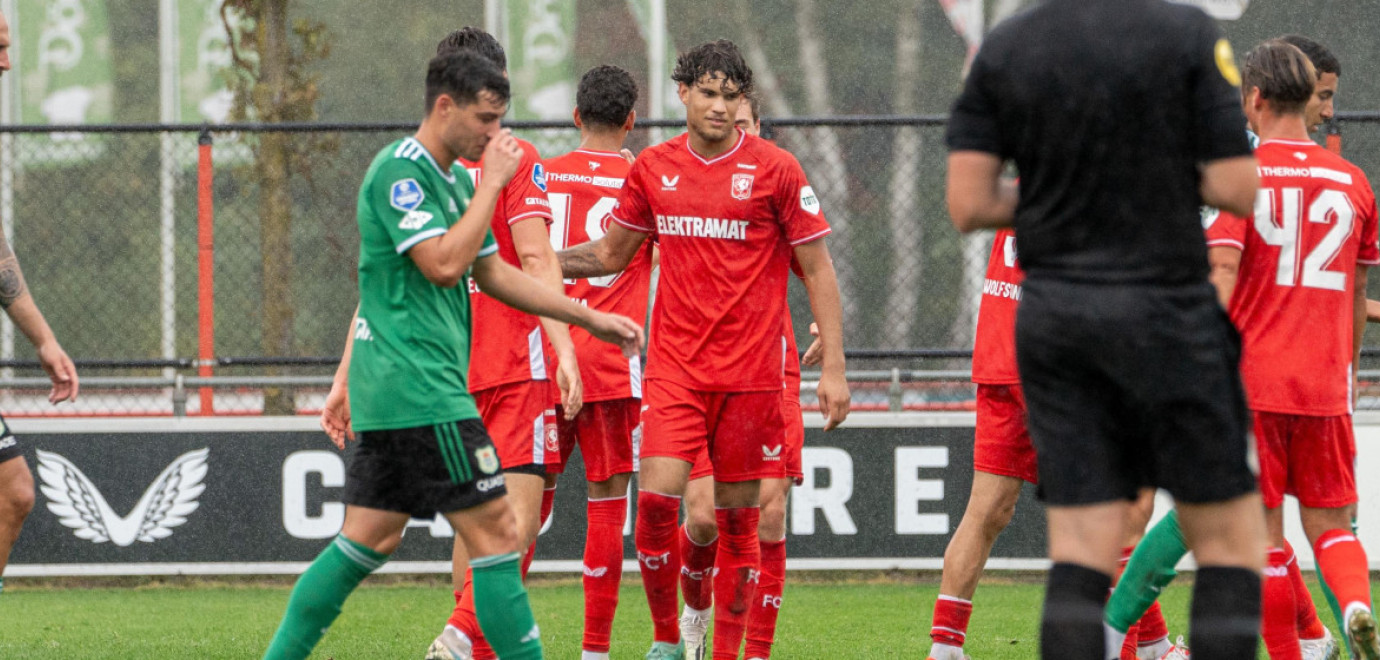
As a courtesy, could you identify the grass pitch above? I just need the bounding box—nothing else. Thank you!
[0,573,1364,658]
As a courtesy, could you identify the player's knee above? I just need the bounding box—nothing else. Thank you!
[0,478,33,522]
[685,508,718,544]
[758,497,787,540]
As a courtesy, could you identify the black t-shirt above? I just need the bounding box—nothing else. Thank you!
[946,0,1252,285]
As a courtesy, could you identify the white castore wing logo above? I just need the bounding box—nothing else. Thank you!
[37,448,209,546]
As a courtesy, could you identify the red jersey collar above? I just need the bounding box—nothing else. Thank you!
[685,128,746,166]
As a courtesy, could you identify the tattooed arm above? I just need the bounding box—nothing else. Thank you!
[557,223,648,279]
[0,236,78,403]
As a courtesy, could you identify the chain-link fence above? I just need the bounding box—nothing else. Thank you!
[2,115,1380,415]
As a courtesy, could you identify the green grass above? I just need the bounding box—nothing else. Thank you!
[0,573,1368,658]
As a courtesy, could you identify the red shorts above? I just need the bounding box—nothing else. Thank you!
[643,379,783,483]
[474,380,557,474]
[974,384,1038,485]
[550,398,640,481]
[689,389,804,483]
[1253,411,1356,509]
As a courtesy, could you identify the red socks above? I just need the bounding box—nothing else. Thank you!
[1282,540,1327,639]
[636,491,684,644]
[1314,529,1374,614]
[712,507,761,660]
[745,539,787,659]
[680,525,719,611]
[520,486,557,575]
[583,496,627,653]
[1263,547,1303,660]
[929,595,973,646]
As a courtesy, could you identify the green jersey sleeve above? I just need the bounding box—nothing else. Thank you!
[369,159,453,254]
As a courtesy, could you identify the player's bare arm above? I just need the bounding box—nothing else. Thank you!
[793,239,850,431]
[409,130,524,287]
[556,221,647,279]
[321,306,359,449]
[0,235,78,403]
[946,151,1018,232]
[1200,155,1260,218]
[471,253,643,359]
[511,216,584,417]
[1367,298,1380,323]
[1208,246,1242,309]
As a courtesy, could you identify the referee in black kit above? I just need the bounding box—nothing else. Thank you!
[945,1,1266,659]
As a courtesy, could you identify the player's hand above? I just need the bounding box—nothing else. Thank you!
[481,129,524,189]
[801,322,823,366]
[816,370,851,431]
[556,350,584,420]
[620,148,636,164]
[37,340,78,404]
[320,380,355,450]
[584,312,644,359]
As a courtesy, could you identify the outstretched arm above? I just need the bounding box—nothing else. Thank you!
[557,223,648,279]
[472,254,643,358]
[793,239,849,430]
[0,237,77,404]
[511,218,583,418]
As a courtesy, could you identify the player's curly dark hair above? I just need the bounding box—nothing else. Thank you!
[1279,34,1340,77]
[671,39,754,95]
[1241,39,1315,116]
[436,27,506,71]
[425,50,509,115]
[577,65,638,129]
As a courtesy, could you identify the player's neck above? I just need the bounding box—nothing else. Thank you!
[412,126,458,169]
[1254,113,1310,143]
[578,129,627,154]
[687,127,740,160]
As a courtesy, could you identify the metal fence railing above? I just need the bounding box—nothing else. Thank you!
[2,115,1380,415]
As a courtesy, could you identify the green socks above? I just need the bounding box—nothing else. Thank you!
[263,535,388,660]
[1106,510,1187,633]
[471,552,544,659]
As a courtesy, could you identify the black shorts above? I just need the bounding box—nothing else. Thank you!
[344,418,507,518]
[1015,279,1258,506]
[0,413,20,464]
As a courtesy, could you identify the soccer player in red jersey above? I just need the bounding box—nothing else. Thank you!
[542,65,652,660]
[1206,40,1380,660]
[557,40,850,660]
[675,94,811,660]
[925,230,1176,660]
[427,28,584,660]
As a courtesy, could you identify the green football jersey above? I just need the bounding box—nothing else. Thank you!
[349,137,497,431]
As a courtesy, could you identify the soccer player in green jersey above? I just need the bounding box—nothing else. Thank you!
[263,50,642,660]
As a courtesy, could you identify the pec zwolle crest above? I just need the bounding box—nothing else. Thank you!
[476,446,500,475]
[731,173,754,200]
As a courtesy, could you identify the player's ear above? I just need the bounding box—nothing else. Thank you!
[573,107,583,129]
[623,109,636,132]
[677,82,690,106]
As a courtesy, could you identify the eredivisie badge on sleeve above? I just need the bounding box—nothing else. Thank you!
[731,173,754,200]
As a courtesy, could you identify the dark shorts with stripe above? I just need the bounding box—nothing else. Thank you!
[0,413,19,465]
[344,418,507,518]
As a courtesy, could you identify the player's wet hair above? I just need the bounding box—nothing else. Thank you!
[577,65,638,129]
[436,26,507,71]
[672,39,754,96]
[425,50,509,115]
[1280,34,1340,77]
[1241,39,1315,116]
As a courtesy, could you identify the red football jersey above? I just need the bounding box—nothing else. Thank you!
[462,138,555,392]
[613,130,831,391]
[544,148,653,402]
[972,229,1023,385]
[1205,139,1380,415]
